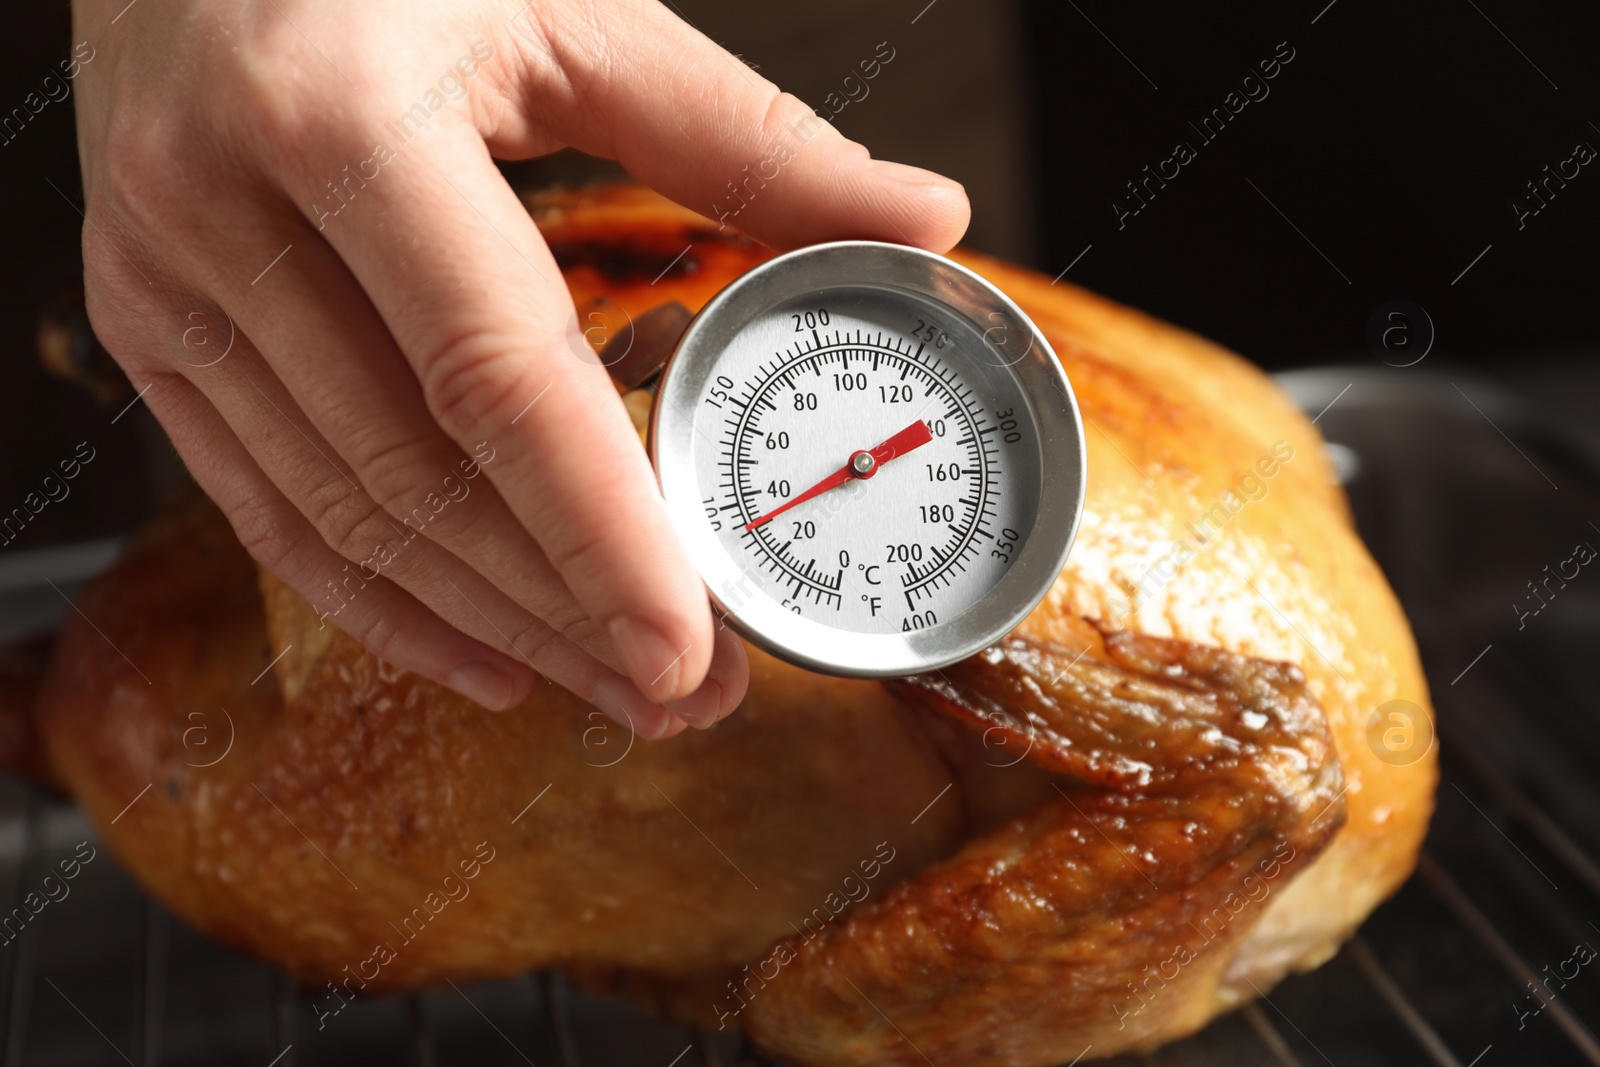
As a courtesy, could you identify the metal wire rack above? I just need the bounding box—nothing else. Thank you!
[2,366,1598,1066]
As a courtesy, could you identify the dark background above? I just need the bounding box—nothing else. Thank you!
[1021,0,1600,367]
[1,0,1595,550]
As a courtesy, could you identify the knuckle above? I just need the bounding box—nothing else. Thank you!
[223,23,384,179]
[99,112,189,234]
[302,481,390,564]
[758,89,802,134]
[79,266,159,370]
[539,477,638,579]
[544,530,609,586]
[506,619,557,665]
[230,494,308,577]
[247,82,364,168]
[558,611,604,649]
[352,607,407,667]
[758,89,834,149]
[328,512,390,567]
[346,435,440,519]
[420,331,541,441]
[230,63,304,147]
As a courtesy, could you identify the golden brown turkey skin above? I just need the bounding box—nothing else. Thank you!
[742,631,1343,1064]
[38,495,964,990]
[23,184,1435,1066]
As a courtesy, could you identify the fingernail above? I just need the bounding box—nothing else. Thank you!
[591,675,676,740]
[666,679,723,730]
[447,661,519,711]
[608,618,687,699]
[706,629,750,720]
[867,159,963,191]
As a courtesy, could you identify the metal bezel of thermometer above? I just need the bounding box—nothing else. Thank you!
[649,240,1086,678]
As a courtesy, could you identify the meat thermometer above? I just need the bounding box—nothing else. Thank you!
[649,241,1086,677]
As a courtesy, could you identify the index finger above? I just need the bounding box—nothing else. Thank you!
[275,124,716,705]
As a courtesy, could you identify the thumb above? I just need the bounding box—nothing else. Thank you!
[486,0,970,251]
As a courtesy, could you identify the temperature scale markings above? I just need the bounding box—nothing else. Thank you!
[723,343,995,602]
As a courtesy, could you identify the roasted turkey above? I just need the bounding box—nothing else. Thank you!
[3,184,1436,1065]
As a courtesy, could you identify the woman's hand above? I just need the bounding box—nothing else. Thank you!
[70,0,969,737]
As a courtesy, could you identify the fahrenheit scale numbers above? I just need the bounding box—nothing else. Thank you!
[652,241,1084,678]
[696,301,1032,634]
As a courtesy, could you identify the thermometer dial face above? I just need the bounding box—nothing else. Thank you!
[699,292,1035,634]
[651,242,1085,677]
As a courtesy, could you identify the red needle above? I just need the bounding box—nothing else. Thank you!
[744,419,935,531]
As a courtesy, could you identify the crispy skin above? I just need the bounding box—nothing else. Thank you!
[22,184,1435,1065]
[741,633,1343,1064]
[37,493,962,989]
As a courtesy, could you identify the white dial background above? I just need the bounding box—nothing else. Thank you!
[690,289,1040,635]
